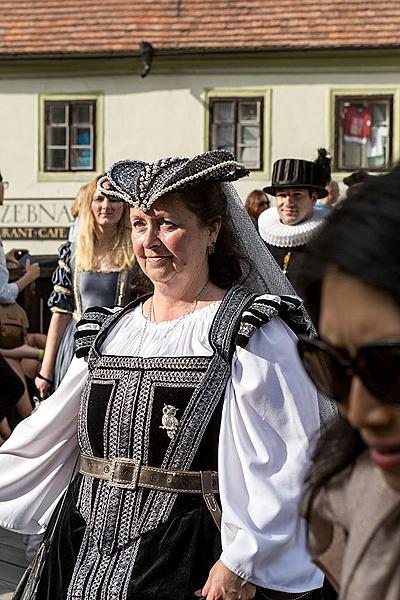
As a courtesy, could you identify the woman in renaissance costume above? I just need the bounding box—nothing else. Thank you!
[0,151,334,600]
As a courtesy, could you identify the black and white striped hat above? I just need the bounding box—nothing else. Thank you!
[263,158,328,198]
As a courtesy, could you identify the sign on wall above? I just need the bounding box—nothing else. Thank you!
[0,198,73,254]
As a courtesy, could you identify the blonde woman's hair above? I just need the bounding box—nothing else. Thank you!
[75,174,133,271]
[70,183,88,219]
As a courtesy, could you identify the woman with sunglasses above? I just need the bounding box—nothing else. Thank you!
[297,167,400,600]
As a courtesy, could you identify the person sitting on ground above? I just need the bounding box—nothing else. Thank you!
[0,355,24,444]
[297,167,400,599]
[0,171,43,421]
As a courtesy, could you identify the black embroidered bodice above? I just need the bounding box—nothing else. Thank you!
[68,286,308,600]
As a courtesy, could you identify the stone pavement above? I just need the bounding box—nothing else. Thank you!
[0,528,28,600]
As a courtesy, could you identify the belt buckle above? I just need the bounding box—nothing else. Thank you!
[108,458,139,490]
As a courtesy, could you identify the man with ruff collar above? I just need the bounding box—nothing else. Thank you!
[258,154,330,308]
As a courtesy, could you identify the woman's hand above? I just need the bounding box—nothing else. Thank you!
[34,374,52,399]
[14,259,41,292]
[5,249,20,267]
[24,259,40,282]
[196,560,256,600]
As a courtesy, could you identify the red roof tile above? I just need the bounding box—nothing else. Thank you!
[0,0,399,56]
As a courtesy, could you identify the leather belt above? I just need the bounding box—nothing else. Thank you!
[79,454,219,495]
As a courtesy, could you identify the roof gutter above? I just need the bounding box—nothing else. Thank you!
[1,43,400,62]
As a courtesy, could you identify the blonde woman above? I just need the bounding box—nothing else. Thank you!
[35,175,135,399]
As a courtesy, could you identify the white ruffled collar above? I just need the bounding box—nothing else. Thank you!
[258,207,328,248]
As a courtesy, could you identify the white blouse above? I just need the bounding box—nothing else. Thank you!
[0,302,323,592]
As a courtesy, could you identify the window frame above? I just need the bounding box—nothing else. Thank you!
[333,93,394,172]
[204,88,271,180]
[44,100,96,172]
[209,96,264,171]
[38,93,104,182]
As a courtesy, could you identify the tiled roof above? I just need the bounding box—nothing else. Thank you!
[0,0,399,56]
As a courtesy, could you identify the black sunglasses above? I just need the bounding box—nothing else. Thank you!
[297,336,400,407]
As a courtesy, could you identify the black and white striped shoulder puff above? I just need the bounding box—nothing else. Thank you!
[74,305,123,359]
[235,294,310,349]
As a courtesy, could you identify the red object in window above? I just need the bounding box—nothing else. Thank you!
[342,105,372,143]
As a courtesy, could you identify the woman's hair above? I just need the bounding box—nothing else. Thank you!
[76,175,133,271]
[165,182,251,289]
[305,167,400,322]
[304,165,400,497]
[244,189,269,221]
[70,183,88,219]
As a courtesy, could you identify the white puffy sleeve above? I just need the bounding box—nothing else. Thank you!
[219,317,324,592]
[0,355,87,534]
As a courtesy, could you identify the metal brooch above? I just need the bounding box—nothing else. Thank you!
[160,404,179,439]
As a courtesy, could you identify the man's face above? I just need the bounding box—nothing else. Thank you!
[276,187,316,225]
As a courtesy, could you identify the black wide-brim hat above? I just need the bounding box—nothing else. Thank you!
[97,150,249,211]
[263,158,328,199]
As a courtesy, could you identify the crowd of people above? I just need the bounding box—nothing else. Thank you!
[0,148,398,600]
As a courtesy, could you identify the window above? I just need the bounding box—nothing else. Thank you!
[335,95,393,171]
[44,100,96,171]
[209,97,263,170]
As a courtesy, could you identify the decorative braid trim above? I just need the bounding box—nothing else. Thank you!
[137,157,181,201]
[53,284,72,295]
[140,160,245,211]
[58,259,71,272]
[99,160,246,211]
[235,294,310,348]
[50,307,73,315]
[74,306,124,359]
[97,175,131,203]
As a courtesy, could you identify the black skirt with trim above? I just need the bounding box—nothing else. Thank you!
[30,474,330,600]
[34,474,221,600]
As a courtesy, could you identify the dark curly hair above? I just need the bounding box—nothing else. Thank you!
[168,182,251,289]
[131,182,251,291]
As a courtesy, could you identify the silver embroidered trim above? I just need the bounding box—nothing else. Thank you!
[69,286,254,598]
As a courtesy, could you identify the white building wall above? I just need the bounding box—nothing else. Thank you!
[0,65,399,253]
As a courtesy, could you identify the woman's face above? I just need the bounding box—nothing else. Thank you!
[130,193,220,288]
[91,189,124,228]
[320,270,400,491]
[249,194,269,221]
